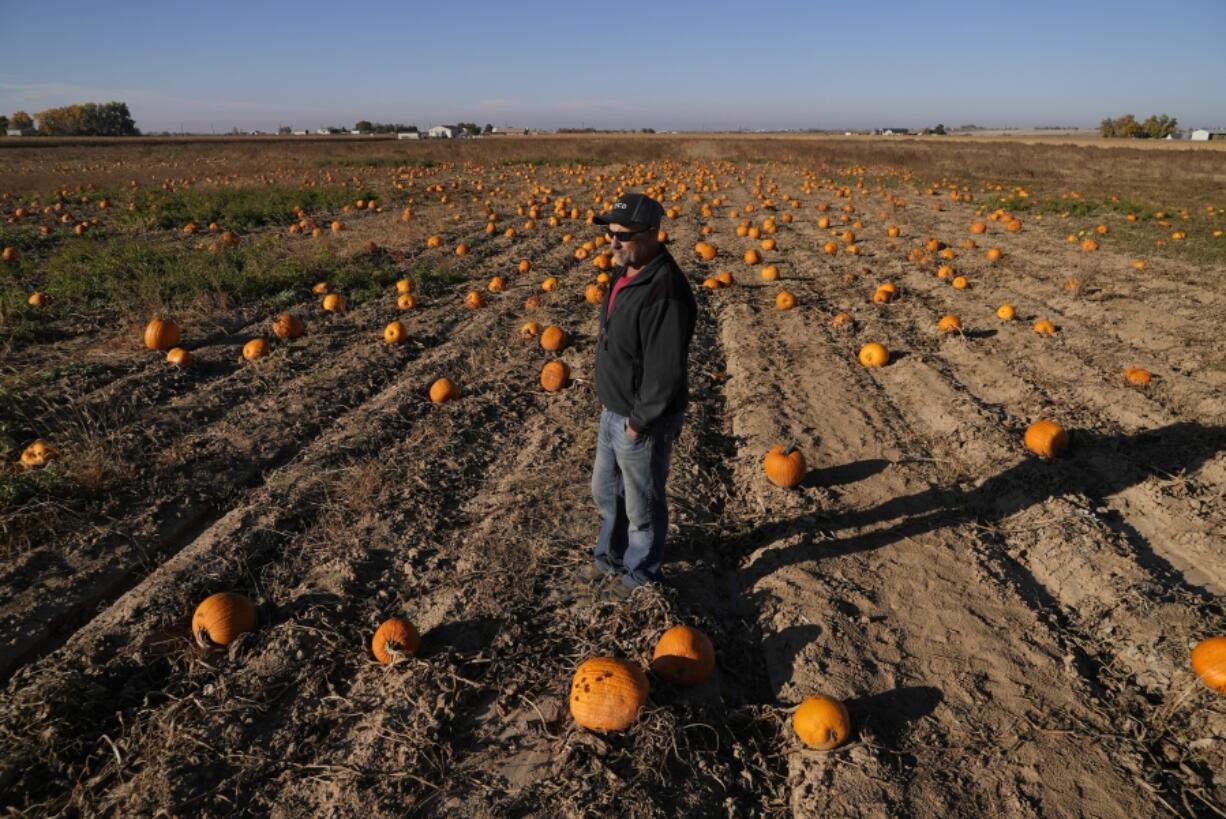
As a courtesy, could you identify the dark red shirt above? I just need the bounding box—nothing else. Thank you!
[605,273,634,317]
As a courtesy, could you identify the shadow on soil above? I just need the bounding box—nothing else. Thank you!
[742,421,1226,598]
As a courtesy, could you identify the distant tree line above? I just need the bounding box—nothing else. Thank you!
[1100,113,1178,139]
[3,102,139,136]
[352,121,420,133]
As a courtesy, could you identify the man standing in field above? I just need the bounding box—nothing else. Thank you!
[578,193,697,598]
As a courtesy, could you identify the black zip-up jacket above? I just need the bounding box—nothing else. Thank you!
[595,248,697,434]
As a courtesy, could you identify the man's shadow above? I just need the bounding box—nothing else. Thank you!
[740,421,1226,598]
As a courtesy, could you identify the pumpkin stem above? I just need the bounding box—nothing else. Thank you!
[194,626,212,650]
[783,440,798,456]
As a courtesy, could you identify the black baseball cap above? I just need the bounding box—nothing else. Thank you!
[594,192,665,230]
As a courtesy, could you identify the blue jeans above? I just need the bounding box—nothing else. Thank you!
[591,408,684,588]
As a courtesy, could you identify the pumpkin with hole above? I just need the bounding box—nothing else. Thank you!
[144,318,181,351]
[397,293,417,310]
[794,695,851,750]
[858,342,889,368]
[383,321,407,344]
[166,347,193,367]
[651,626,716,687]
[1024,419,1069,458]
[540,360,570,392]
[694,241,717,261]
[1192,637,1226,694]
[465,290,486,310]
[540,326,568,352]
[996,304,1016,321]
[322,293,347,313]
[569,657,650,732]
[242,338,268,361]
[937,315,962,334]
[272,313,304,340]
[1123,367,1152,387]
[396,278,414,294]
[831,312,854,330]
[764,444,806,488]
[520,321,542,339]
[715,271,734,287]
[19,439,59,470]
[951,276,969,290]
[775,290,797,311]
[1033,319,1056,335]
[430,378,460,404]
[192,592,257,648]
[371,617,420,665]
[872,287,895,304]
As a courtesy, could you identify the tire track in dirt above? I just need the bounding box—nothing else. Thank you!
[781,196,1226,811]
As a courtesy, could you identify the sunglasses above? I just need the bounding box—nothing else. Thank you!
[606,227,651,242]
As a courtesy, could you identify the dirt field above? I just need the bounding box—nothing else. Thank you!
[1,136,1224,817]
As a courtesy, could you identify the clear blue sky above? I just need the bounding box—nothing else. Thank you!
[2,0,1223,133]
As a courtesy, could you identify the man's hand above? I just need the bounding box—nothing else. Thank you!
[626,423,641,440]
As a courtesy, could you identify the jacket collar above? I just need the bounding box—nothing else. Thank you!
[615,248,671,287]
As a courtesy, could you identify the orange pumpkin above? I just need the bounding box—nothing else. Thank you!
[775,290,796,311]
[520,321,542,339]
[27,291,47,307]
[242,338,268,361]
[986,247,1003,262]
[996,304,1016,321]
[322,293,347,313]
[760,264,780,282]
[1123,367,1152,387]
[371,617,420,664]
[764,444,806,488]
[383,321,407,344]
[651,626,716,687]
[831,312,854,330]
[397,293,417,310]
[272,313,304,340]
[144,318,181,351]
[19,439,59,470]
[793,695,851,750]
[694,241,717,261]
[1033,319,1056,335]
[192,592,257,648]
[540,326,568,352]
[166,347,192,367]
[743,248,761,265]
[465,290,486,309]
[1191,636,1226,694]
[569,657,650,732]
[430,378,460,403]
[858,342,889,368]
[1024,419,1069,458]
[540,360,570,392]
[937,315,962,334]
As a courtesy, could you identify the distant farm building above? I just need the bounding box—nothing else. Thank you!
[6,127,37,136]
[878,128,912,136]
[397,131,420,140]
[427,125,456,138]
[491,126,527,135]
[1190,128,1226,141]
